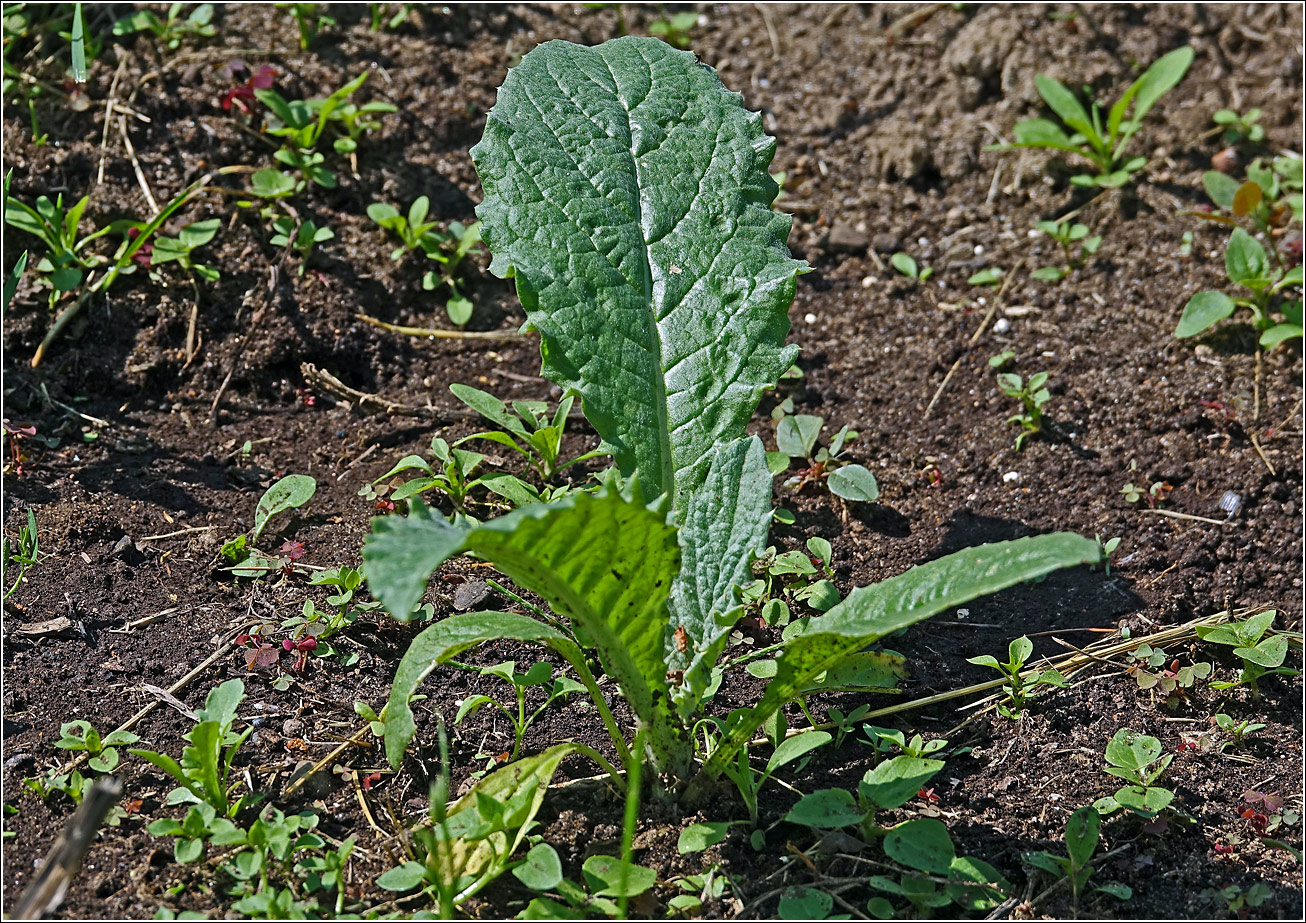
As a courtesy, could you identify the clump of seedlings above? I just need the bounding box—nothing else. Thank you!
[986,46,1193,187]
[768,408,880,502]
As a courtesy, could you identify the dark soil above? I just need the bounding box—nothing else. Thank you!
[3,3,1303,920]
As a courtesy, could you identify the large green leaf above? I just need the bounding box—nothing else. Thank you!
[365,490,687,773]
[698,534,1102,783]
[667,436,772,715]
[471,37,804,505]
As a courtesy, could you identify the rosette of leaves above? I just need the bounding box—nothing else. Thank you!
[365,37,1101,796]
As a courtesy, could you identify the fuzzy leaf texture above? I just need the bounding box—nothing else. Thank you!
[364,490,688,773]
[470,37,805,505]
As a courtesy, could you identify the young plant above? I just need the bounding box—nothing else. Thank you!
[256,72,371,188]
[1024,806,1133,912]
[1196,610,1299,693]
[1124,643,1211,708]
[740,537,843,625]
[861,727,948,760]
[1212,107,1264,146]
[1031,220,1102,281]
[985,46,1194,187]
[1173,227,1302,346]
[1199,155,1303,240]
[967,636,1067,718]
[277,2,334,50]
[995,368,1051,450]
[112,3,216,50]
[366,196,482,322]
[364,37,1102,803]
[149,218,221,282]
[369,436,490,515]
[455,660,585,761]
[130,679,252,818]
[1121,479,1171,508]
[3,170,28,309]
[891,251,934,283]
[1094,729,1175,818]
[3,192,109,306]
[270,216,333,274]
[770,411,880,502]
[281,565,382,655]
[1212,713,1265,750]
[54,720,140,773]
[968,266,1003,287]
[648,10,699,48]
[721,730,830,827]
[2,507,43,600]
[450,383,607,485]
[222,474,318,574]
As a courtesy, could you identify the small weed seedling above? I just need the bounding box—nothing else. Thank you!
[1238,789,1299,839]
[1212,713,1265,750]
[280,565,382,662]
[1124,643,1211,708]
[1121,480,1171,508]
[112,3,216,50]
[1094,729,1175,819]
[3,192,109,307]
[891,251,934,283]
[1200,155,1303,239]
[1031,220,1102,282]
[3,171,28,309]
[451,383,607,485]
[1196,610,1299,693]
[367,198,482,323]
[968,266,1004,287]
[277,2,334,50]
[739,537,842,624]
[149,218,221,282]
[648,10,699,48]
[270,216,333,274]
[256,72,371,188]
[222,473,317,573]
[369,436,489,516]
[454,660,585,761]
[1174,226,1302,346]
[861,727,949,760]
[54,720,140,773]
[967,636,1067,718]
[131,679,252,818]
[1024,806,1133,913]
[220,61,278,113]
[1212,108,1264,146]
[986,46,1193,187]
[2,508,43,600]
[370,3,414,31]
[995,368,1051,450]
[1213,882,1273,916]
[720,730,831,826]
[770,411,880,502]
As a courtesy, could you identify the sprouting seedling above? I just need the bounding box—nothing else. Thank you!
[1093,729,1175,818]
[769,411,880,502]
[454,660,585,761]
[3,508,43,600]
[985,46,1194,188]
[967,266,1003,287]
[220,62,277,113]
[112,3,216,50]
[54,720,140,773]
[367,198,483,324]
[648,10,700,48]
[371,436,490,515]
[1024,806,1133,913]
[1196,610,1299,694]
[149,218,222,282]
[1198,154,1303,239]
[720,730,831,826]
[450,383,608,484]
[1123,644,1211,708]
[1212,108,1264,146]
[270,216,333,274]
[251,474,317,543]
[1031,220,1102,282]
[966,636,1067,718]
[277,2,335,50]
[891,251,934,283]
[995,369,1051,450]
[1173,227,1302,347]
[1211,713,1265,750]
[256,72,370,188]
[3,192,110,308]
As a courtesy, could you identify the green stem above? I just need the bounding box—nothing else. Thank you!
[569,742,627,795]
[617,728,643,920]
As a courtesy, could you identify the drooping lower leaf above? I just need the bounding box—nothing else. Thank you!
[698,534,1103,784]
[471,37,804,506]
[366,491,687,775]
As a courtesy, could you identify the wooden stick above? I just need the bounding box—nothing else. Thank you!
[300,363,470,422]
[11,777,123,920]
[924,260,1023,418]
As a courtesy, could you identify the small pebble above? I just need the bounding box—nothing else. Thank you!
[993,318,1011,334]
[1002,471,1020,483]
[804,313,817,324]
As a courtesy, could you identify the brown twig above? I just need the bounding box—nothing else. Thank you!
[211,266,277,424]
[924,260,1023,418]
[300,363,471,422]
